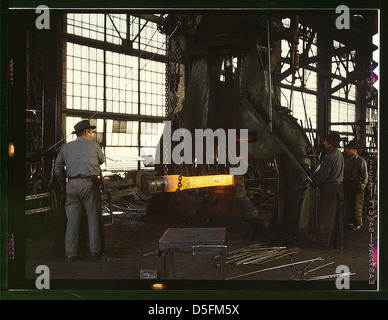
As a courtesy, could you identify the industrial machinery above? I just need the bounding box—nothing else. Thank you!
[143,13,319,240]
[21,11,377,242]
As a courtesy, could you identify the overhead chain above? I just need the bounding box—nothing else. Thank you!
[173,26,184,193]
[163,17,184,192]
[163,32,170,176]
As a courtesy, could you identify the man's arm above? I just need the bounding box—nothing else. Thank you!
[97,143,105,165]
[360,157,368,186]
[311,158,331,188]
[54,150,66,188]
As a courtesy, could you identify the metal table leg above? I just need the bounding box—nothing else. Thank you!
[168,250,175,279]
[220,254,225,280]
[161,251,167,279]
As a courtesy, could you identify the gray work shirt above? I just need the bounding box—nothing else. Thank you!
[54,137,104,184]
[344,154,368,185]
[311,148,344,188]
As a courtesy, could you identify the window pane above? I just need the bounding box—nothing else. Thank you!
[65,13,166,171]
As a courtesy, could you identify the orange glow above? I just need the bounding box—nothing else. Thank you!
[163,175,235,192]
[151,283,166,290]
[9,143,15,157]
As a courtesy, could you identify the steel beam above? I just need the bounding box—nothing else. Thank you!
[63,33,166,64]
[64,109,166,123]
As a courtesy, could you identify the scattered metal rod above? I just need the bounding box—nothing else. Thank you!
[143,250,158,256]
[306,272,356,281]
[227,244,263,254]
[226,257,324,280]
[217,247,297,267]
[232,246,286,258]
[289,256,315,278]
[304,261,335,275]
[236,249,287,265]
[227,239,243,250]
[225,246,285,261]
[237,247,299,265]
[252,252,297,266]
[227,248,277,262]
[303,260,316,272]
[203,239,242,260]
[226,252,262,264]
[226,247,266,259]
[227,251,270,265]
[245,248,301,265]
[221,248,283,266]
[216,243,263,257]
[244,248,296,263]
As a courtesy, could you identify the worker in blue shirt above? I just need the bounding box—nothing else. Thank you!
[311,131,344,249]
[55,120,105,261]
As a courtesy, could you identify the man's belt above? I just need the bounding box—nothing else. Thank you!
[325,181,343,184]
[68,175,98,180]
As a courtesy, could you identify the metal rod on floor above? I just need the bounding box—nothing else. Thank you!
[226,257,323,280]
[304,261,334,275]
[306,272,356,281]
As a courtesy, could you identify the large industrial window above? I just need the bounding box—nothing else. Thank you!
[66,43,104,112]
[279,19,318,145]
[64,13,166,172]
[330,40,357,143]
[330,99,356,142]
[366,107,378,152]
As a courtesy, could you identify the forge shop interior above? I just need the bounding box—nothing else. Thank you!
[6,9,379,289]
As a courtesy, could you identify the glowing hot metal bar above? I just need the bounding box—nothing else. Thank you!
[142,174,243,194]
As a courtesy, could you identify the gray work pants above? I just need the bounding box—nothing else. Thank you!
[344,181,364,227]
[316,182,344,249]
[65,178,102,256]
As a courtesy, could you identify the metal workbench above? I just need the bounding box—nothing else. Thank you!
[158,227,227,279]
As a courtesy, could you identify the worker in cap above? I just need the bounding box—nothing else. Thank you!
[71,119,96,134]
[311,131,344,249]
[343,139,368,230]
[54,119,105,261]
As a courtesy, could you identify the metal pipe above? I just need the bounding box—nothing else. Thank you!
[130,13,163,25]
[141,174,243,194]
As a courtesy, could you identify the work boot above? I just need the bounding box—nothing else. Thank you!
[65,256,76,262]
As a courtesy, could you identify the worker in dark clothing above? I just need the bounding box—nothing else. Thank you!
[311,131,344,249]
[343,139,368,230]
[54,120,105,261]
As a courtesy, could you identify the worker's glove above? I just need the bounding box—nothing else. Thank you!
[359,183,366,194]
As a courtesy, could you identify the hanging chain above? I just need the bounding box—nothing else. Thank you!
[164,33,171,176]
[163,17,184,192]
[172,27,184,193]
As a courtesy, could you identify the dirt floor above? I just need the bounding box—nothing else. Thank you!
[23,194,378,294]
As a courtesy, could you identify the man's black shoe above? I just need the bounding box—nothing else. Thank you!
[90,252,104,259]
[66,256,76,262]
